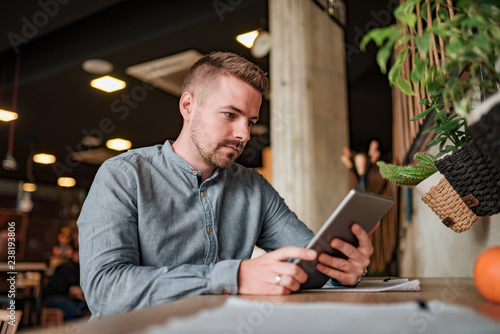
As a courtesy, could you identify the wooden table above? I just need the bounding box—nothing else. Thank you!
[20,277,500,334]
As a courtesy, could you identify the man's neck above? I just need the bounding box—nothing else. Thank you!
[171,135,215,182]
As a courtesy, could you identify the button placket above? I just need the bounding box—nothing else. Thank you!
[199,183,217,263]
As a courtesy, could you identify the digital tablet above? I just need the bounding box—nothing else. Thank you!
[294,189,394,289]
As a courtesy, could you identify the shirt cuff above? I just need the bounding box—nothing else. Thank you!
[208,259,242,295]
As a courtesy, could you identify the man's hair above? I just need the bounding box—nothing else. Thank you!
[182,51,269,102]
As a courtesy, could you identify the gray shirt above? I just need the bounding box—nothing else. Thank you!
[78,140,314,319]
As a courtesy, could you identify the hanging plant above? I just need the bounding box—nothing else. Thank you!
[360,0,500,162]
[359,0,500,232]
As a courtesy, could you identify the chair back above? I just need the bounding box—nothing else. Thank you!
[0,310,22,334]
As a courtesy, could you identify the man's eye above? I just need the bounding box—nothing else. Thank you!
[224,112,235,118]
[249,122,256,127]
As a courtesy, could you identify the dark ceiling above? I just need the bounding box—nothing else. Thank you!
[0,0,392,190]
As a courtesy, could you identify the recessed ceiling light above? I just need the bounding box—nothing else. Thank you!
[236,30,260,48]
[33,153,56,164]
[106,138,132,151]
[82,59,114,74]
[58,177,76,187]
[22,183,37,192]
[91,76,126,93]
[0,109,18,122]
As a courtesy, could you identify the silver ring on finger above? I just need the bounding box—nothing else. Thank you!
[275,275,282,285]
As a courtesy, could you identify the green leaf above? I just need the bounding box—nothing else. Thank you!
[436,118,461,133]
[388,64,402,85]
[439,140,447,152]
[489,24,500,40]
[376,42,393,74]
[388,49,407,84]
[394,0,419,19]
[436,6,450,21]
[360,26,399,51]
[462,16,488,28]
[396,35,412,47]
[430,88,444,100]
[400,13,418,28]
[395,76,416,96]
[472,31,491,53]
[427,80,443,95]
[446,37,465,60]
[427,138,441,147]
[457,0,473,8]
[410,107,433,121]
[415,31,433,57]
[419,98,430,105]
[463,46,487,61]
[434,109,449,121]
[410,56,426,83]
[422,124,439,135]
[444,145,457,153]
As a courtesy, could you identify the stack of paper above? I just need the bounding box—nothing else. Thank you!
[308,278,421,292]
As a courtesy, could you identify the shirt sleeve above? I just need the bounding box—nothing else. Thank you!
[255,174,315,252]
[77,159,241,319]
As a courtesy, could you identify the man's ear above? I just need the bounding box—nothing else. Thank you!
[179,92,194,121]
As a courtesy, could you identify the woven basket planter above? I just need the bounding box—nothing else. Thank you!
[467,92,500,173]
[416,172,478,233]
[434,140,500,218]
[413,94,500,233]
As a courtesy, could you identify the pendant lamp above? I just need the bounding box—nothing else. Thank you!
[1,51,21,171]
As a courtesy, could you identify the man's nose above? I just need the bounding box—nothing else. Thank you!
[234,120,251,143]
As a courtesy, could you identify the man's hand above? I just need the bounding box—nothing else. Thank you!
[238,246,317,295]
[316,223,374,286]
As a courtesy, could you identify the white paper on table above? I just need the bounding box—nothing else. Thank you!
[137,296,500,334]
[305,278,421,292]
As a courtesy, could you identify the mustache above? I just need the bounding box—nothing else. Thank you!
[218,140,244,151]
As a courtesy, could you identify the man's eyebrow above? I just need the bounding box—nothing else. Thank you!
[221,105,259,120]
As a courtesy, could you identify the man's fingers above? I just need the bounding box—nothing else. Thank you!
[274,274,301,292]
[351,223,374,257]
[330,238,358,259]
[238,246,318,296]
[272,261,309,284]
[316,264,359,286]
[268,246,317,262]
[318,253,351,272]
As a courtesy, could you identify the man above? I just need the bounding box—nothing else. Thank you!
[78,51,373,319]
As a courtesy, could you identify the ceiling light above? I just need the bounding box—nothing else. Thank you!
[33,153,56,164]
[106,138,132,151]
[0,109,18,122]
[91,76,126,93]
[236,30,260,48]
[23,183,37,192]
[58,177,76,187]
[82,59,114,74]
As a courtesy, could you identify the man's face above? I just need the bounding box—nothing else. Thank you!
[189,74,262,169]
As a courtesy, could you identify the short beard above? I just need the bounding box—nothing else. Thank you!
[194,138,244,169]
[190,115,244,170]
